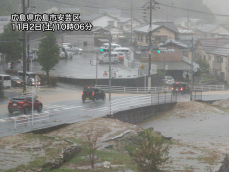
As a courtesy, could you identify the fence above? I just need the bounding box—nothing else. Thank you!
[110,92,177,114]
[96,85,170,94]
[13,114,49,129]
[194,85,224,91]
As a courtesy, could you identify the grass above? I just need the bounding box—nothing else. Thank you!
[5,157,46,172]
[197,153,219,165]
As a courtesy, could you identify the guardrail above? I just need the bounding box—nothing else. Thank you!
[13,114,49,129]
[96,85,170,94]
[194,85,224,91]
[110,92,176,114]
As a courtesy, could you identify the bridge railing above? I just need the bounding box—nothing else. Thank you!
[194,85,224,92]
[110,92,176,114]
[96,85,170,94]
[13,114,49,129]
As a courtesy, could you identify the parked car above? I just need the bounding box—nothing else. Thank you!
[82,87,106,103]
[162,76,175,85]
[8,96,43,115]
[98,52,119,64]
[10,75,23,87]
[17,71,40,86]
[74,47,83,54]
[59,47,74,59]
[0,74,11,88]
[113,47,131,56]
[100,43,121,52]
[172,82,190,95]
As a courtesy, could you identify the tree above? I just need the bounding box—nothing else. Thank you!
[0,23,22,62]
[37,31,60,83]
[126,129,170,172]
[84,125,102,169]
[195,58,210,72]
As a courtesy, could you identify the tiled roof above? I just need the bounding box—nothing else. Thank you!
[118,17,131,23]
[198,24,219,33]
[153,22,179,33]
[210,44,229,56]
[197,38,229,53]
[158,39,188,48]
[133,24,161,33]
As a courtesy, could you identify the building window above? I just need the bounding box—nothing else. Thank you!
[141,34,143,42]
[84,41,87,46]
[204,55,206,60]
[108,21,114,26]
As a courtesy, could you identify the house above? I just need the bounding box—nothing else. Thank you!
[81,13,119,28]
[209,44,229,82]
[133,22,179,47]
[197,24,229,38]
[141,50,199,81]
[174,17,207,30]
[195,38,229,82]
[158,39,192,61]
[63,31,94,52]
[0,16,10,34]
[104,25,124,43]
[117,17,143,31]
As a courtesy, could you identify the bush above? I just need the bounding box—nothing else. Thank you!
[126,129,170,172]
[5,69,17,75]
[37,74,58,87]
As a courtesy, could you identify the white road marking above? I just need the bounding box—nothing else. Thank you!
[0,119,5,122]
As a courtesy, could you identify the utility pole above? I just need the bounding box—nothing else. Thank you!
[27,34,30,72]
[190,37,194,100]
[108,32,111,104]
[148,0,153,91]
[187,10,190,30]
[22,0,27,93]
[96,52,98,85]
[131,0,133,44]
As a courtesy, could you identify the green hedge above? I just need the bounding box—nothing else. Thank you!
[5,69,17,76]
[37,74,58,87]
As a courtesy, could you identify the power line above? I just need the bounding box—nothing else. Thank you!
[158,2,229,18]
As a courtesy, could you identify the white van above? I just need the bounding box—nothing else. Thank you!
[0,74,11,88]
[98,52,119,64]
[100,43,121,51]
[113,47,130,55]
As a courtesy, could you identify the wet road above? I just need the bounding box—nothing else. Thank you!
[0,92,191,138]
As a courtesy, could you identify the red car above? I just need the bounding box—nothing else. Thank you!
[8,97,43,115]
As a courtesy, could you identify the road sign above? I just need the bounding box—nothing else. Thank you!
[8,62,11,69]
[140,64,145,70]
[165,65,168,70]
[103,71,108,77]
